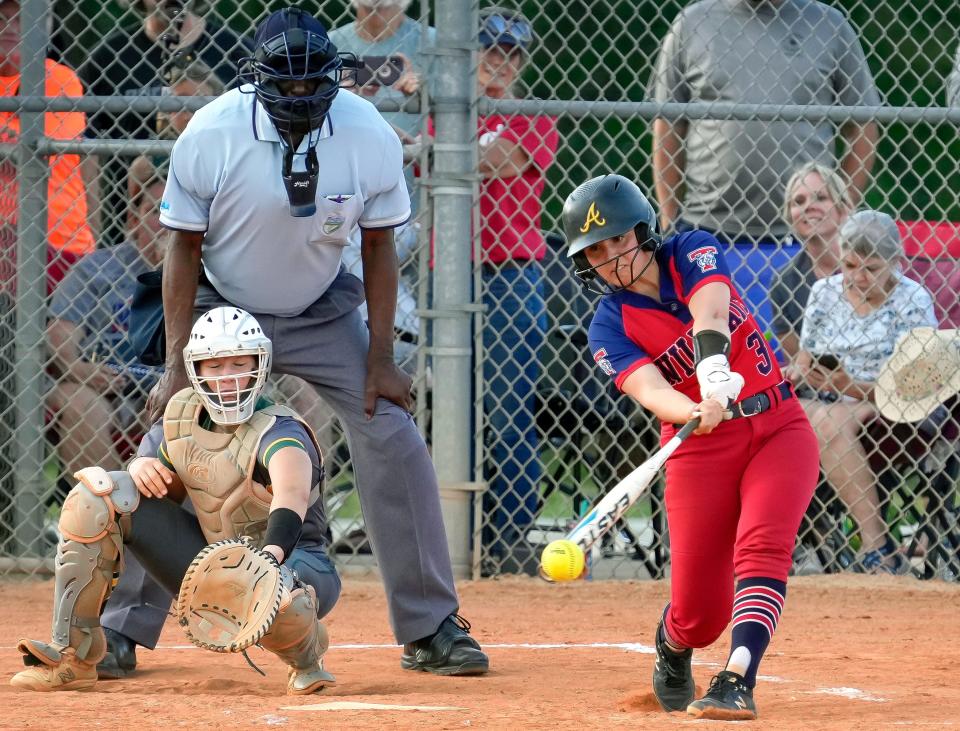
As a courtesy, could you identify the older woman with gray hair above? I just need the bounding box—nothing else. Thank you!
[798,210,937,573]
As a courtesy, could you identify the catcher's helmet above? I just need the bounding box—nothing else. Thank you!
[184,307,272,426]
[239,7,343,139]
[561,174,661,292]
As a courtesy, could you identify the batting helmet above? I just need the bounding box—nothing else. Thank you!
[239,7,343,140]
[561,174,661,292]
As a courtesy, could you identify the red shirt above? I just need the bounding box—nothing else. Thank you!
[588,230,783,406]
[479,113,558,263]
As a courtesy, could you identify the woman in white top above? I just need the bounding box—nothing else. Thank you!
[798,210,937,573]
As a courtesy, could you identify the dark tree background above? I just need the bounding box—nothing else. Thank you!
[54,1,960,227]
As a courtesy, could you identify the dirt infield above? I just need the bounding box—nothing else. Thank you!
[0,574,956,729]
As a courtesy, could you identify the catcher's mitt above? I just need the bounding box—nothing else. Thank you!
[176,537,287,653]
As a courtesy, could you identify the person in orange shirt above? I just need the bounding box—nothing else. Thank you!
[0,0,94,294]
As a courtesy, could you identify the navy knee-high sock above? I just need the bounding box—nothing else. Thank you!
[724,577,786,688]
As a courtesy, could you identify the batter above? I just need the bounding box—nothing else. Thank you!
[562,174,819,720]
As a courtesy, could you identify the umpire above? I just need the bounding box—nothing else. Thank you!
[108,6,488,676]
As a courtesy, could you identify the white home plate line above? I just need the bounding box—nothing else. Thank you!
[279,701,466,712]
[0,641,889,703]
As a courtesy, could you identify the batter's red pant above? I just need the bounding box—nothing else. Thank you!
[661,397,818,649]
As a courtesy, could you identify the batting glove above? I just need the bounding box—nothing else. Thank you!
[695,354,745,408]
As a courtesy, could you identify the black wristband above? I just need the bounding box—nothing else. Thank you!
[693,330,731,364]
[263,507,303,561]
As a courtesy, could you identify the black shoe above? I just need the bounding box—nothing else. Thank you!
[687,670,757,720]
[652,619,694,712]
[97,628,137,680]
[400,614,489,676]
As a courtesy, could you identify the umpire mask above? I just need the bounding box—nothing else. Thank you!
[240,7,344,216]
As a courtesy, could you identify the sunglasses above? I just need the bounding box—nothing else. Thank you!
[479,13,533,49]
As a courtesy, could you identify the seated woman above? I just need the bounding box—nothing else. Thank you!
[13,307,339,694]
[770,162,852,367]
[797,210,937,572]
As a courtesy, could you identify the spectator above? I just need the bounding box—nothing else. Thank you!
[947,41,960,107]
[47,156,166,479]
[475,8,558,564]
[154,59,225,140]
[80,0,250,246]
[329,0,434,224]
[797,210,937,573]
[771,162,852,368]
[0,0,94,293]
[649,0,879,338]
[328,0,433,144]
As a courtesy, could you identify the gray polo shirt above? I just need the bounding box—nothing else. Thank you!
[327,17,436,138]
[649,0,879,238]
[159,87,410,316]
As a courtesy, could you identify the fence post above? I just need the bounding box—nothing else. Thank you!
[430,0,479,578]
[12,0,51,556]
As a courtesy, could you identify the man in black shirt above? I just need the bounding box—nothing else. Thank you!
[79,0,250,246]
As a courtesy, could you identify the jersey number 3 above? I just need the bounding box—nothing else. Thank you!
[745,332,773,376]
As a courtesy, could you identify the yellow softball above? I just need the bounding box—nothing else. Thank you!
[540,539,586,582]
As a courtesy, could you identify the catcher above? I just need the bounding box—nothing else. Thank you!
[11,306,339,695]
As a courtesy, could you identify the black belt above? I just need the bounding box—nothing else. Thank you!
[727,381,794,419]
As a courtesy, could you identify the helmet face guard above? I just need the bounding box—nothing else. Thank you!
[562,174,662,295]
[239,9,343,216]
[183,307,273,426]
[239,9,343,142]
[571,227,661,296]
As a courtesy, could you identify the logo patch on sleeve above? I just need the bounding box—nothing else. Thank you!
[593,347,616,376]
[687,246,718,272]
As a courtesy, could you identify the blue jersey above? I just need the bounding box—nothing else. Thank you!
[588,230,782,404]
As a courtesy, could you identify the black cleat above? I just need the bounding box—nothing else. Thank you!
[652,619,695,712]
[687,670,758,720]
[97,628,137,680]
[400,614,489,676]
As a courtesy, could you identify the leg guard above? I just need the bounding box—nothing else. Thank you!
[11,469,138,692]
[258,585,336,695]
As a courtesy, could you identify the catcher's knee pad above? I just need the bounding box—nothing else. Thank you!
[259,585,328,668]
[48,468,140,663]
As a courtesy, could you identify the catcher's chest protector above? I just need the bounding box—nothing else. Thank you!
[163,389,305,544]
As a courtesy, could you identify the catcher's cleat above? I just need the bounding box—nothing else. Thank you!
[97,629,137,680]
[687,670,758,721]
[287,660,337,695]
[652,619,695,712]
[10,646,97,692]
[400,614,489,676]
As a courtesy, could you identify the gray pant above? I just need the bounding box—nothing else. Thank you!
[101,550,172,650]
[103,272,458,645]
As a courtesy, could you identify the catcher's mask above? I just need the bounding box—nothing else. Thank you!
[184,307,272,425]
[239,7,344,216]
[561,174,662,296]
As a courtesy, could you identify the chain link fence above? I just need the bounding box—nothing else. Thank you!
[0,0,958,584]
